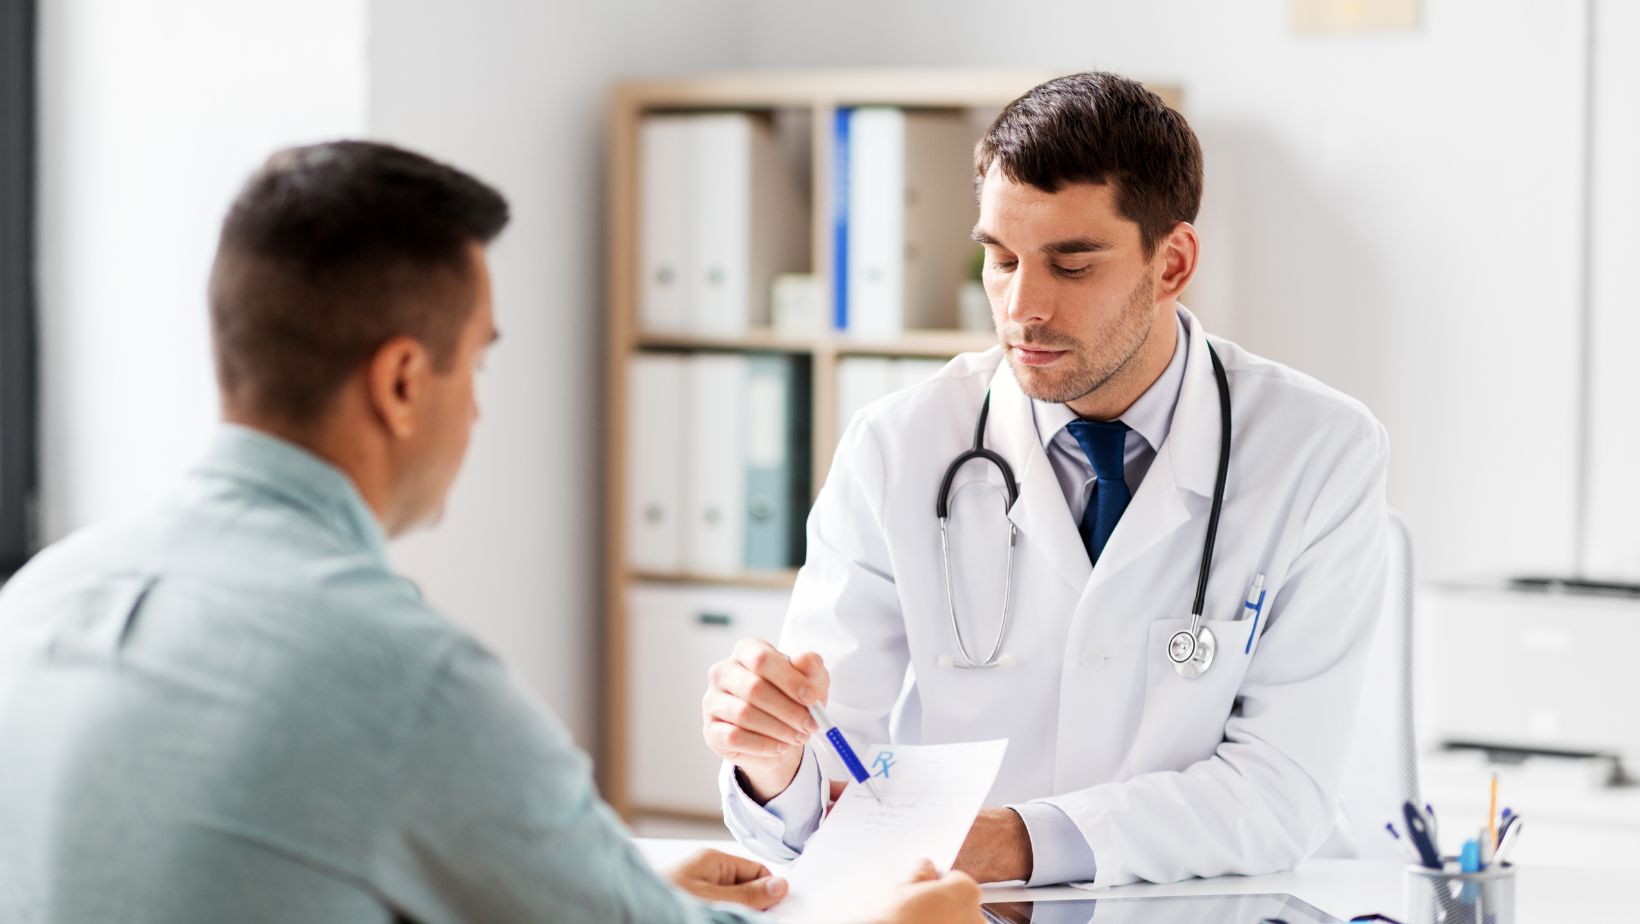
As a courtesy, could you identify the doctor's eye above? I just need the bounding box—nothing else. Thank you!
[1053,264,1092,278]
[990,258,1018,272]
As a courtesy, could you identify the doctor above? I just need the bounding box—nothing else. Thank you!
[701,71,1390,887]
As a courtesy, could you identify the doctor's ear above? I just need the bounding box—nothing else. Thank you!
[1153,221,1199,301]
[366,335,432,441]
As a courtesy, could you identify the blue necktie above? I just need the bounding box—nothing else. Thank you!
[1066,419,1131,566]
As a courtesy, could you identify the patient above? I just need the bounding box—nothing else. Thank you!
[0,141,979,923]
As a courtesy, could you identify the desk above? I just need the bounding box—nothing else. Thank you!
[636,838,1630,922]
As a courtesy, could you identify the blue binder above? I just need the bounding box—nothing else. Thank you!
[831,107,852,331]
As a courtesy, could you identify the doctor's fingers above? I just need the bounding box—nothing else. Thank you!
[789,650,831,701]
[702,689,811,747]
[704,718,799,759]
[731,638,823,709]
[709,657,818,738]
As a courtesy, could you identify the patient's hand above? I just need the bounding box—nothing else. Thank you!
[666,848,787,911]
[875,859,984,924]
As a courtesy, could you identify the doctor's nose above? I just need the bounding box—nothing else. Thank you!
[1002,266,1055,327]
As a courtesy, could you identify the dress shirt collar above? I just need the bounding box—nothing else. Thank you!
[190,424,390,563]
[1032,309,1189,455]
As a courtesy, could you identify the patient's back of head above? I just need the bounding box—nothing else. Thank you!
[0,141,510,923]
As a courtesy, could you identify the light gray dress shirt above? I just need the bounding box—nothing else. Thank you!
[722,311,1190,887]
[0,426,759,924]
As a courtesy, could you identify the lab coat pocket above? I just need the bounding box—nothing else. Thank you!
[1132,618,1256,770]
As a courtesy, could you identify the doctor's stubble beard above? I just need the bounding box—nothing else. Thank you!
[1002,272,1159,407]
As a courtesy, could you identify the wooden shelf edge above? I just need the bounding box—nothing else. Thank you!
[634,328,998,359]
[629,806,726,825]
[628,569,800,590]
[613,69,1182,113]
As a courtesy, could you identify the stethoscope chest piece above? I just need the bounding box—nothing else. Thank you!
[1167,623,1216,679]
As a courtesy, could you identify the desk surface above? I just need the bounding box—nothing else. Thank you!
[636,838,1629,922]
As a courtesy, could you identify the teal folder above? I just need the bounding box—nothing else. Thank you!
[743,354,811,570]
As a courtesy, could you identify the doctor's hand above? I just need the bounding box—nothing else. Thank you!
[702,638,828,804]
[665,848,787,911]
[873,860,984,924]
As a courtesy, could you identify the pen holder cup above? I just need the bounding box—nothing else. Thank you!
[1404,861,1514,924]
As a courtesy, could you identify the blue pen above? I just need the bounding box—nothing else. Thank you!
[1384,823,1421,864]
[1242,574,1267,654]
[809,703,882,803]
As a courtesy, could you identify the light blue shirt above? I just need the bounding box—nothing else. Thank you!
[0,426,757,924]
[723,311,1189,887]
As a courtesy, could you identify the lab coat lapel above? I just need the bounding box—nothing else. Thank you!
[1088,308,1224,588]
[986,362,1094,593]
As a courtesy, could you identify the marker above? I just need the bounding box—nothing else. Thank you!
[808,703,882,803]
[1460,838,1481,873]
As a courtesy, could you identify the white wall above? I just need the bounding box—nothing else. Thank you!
[37,0,369,537]
[38,0,1630,754]
[366,0,745,750]
[727,0,1591,583]
[1582,0,1640,581]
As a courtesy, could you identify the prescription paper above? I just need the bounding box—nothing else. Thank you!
[773,739,1009,923]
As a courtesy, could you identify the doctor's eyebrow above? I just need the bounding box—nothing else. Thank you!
[1042,237,1112,255]
[970,228,1112,255]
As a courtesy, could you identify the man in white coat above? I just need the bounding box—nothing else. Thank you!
[701,71,1390,887]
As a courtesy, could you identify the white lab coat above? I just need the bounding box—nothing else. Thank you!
[725,308,1390,886]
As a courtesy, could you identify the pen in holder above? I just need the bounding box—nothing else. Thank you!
[1404,860,1514,924]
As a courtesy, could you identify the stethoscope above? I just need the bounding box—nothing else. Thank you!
[935,345,1232,679]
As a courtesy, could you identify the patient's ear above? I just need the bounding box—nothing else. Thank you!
[366,336,430,440]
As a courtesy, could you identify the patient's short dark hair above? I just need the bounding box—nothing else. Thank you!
[977,71,1202,255]
[208,140,509,423]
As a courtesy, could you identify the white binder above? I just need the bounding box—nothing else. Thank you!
[626,582,792,813]
[688,114,809,334]
[846,108,975,336]
[637,116,691,333]
[685,353,748,573]
[625,353,685,572]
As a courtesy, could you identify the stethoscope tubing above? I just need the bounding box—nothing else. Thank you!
[1185,346,1233,638]
[936,344,1231,673]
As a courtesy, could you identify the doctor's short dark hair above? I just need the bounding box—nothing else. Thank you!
[976,71,1203,256]
[208,140,510,424]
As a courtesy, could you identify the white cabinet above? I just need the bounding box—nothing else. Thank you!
[626,582,792,814]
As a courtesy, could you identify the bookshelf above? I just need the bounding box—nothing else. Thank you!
[602,70,1180,819]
